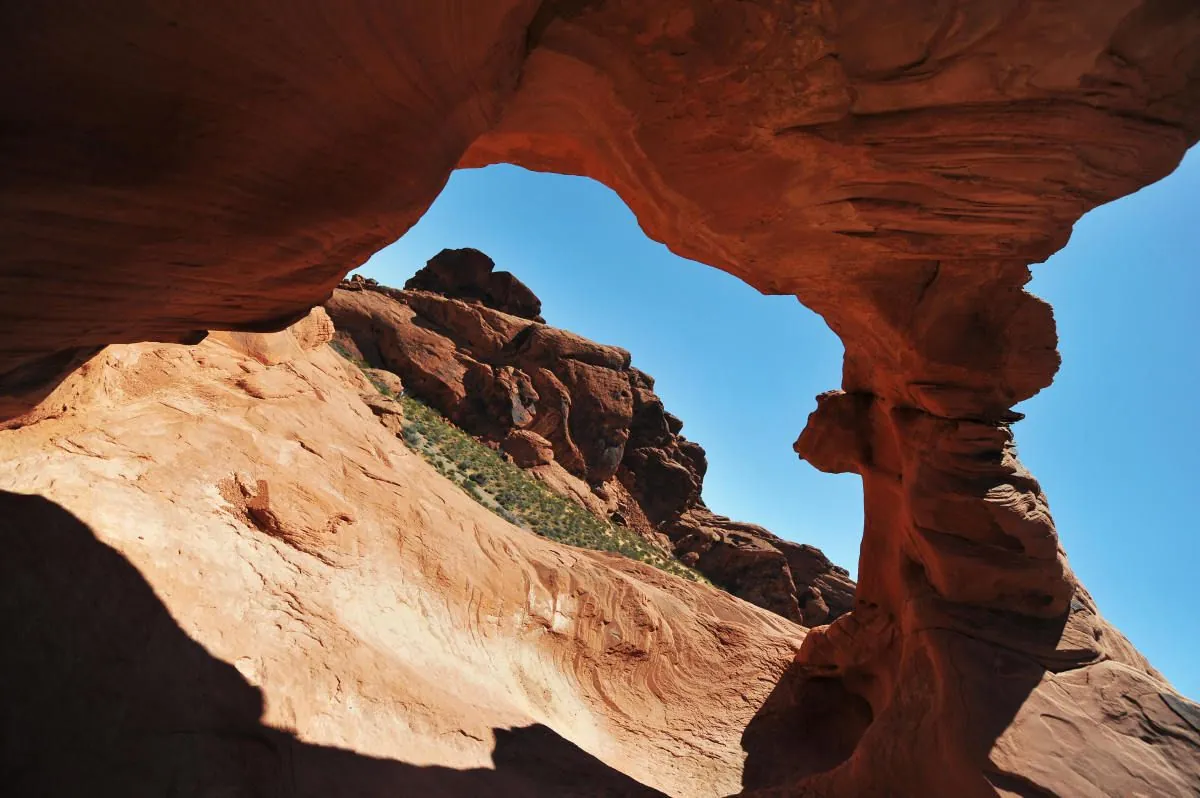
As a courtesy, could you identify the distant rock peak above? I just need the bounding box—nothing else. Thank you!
[401,248,545,322]
[327,254,855,626]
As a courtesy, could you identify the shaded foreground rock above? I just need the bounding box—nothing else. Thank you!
[1,3,1199,796]
[0,314,804,797]
[327,257,855,626]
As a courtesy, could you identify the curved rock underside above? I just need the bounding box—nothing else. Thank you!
[2,2,1200,796]
[327,252,855,626]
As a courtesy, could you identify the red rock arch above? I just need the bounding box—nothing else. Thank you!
[1,2,1198,794]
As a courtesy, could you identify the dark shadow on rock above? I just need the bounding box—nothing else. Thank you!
[739,659,873,791]
[0,490,664,797]
[740,613,1067,794]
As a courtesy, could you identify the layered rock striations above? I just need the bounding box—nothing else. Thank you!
[1,3,1199,796]
[327,250,855,626]
[0,312,806,797]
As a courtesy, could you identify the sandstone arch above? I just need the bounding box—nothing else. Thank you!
[2,2,1198,795]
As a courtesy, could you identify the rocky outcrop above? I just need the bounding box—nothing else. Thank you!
[405,248,544,322]
[0,313,806,797]
[327,258,854,626]
[668,510,855,630]
[2,4,1199,796]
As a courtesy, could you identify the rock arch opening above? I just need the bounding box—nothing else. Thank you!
[0,2,1198,796]
[339,164,863,616]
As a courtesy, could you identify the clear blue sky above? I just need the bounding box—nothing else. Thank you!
[356,150,1199,699]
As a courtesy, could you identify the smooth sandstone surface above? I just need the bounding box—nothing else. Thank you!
[1,2,1199,795]
[0,316,805,797]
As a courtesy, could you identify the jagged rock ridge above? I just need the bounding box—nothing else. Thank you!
[327,249,854,626]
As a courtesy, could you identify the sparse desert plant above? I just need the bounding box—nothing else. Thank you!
[329,339,369,369]
[328,342,705,582]
[367,374,395,396]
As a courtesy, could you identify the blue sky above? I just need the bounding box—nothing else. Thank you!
[356,151,1198,699]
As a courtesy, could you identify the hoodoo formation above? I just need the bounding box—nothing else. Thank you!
[2,2,1200,797]
[327,249,855,626]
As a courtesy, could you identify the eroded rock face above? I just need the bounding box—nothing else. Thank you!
[1,3,1199,795]
[326,273,854,625]
[787,388,1200,796]
[0,314,805,797]
[405,248,545,321]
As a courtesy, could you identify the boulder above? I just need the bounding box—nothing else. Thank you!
[362,368,404,396]
[406,248,545,322]
[501,429,554,468]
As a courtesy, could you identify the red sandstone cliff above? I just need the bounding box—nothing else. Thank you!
[325,249,855,626]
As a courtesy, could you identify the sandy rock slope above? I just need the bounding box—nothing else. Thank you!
[0,313,804,797]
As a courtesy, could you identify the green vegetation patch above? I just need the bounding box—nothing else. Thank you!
[330,338,365,366]
[330,343,704,582]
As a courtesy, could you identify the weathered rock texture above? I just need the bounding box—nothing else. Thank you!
[406,248,545,322]
[328,253,855,626]
[2,2,1199,796]
[0,315,805,797]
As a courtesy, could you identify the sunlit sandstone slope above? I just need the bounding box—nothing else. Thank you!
[0,312,806,798]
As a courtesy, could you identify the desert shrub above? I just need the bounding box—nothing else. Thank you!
[330,339,370,370]
[329,343,705,582]
[367,373,394,396]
